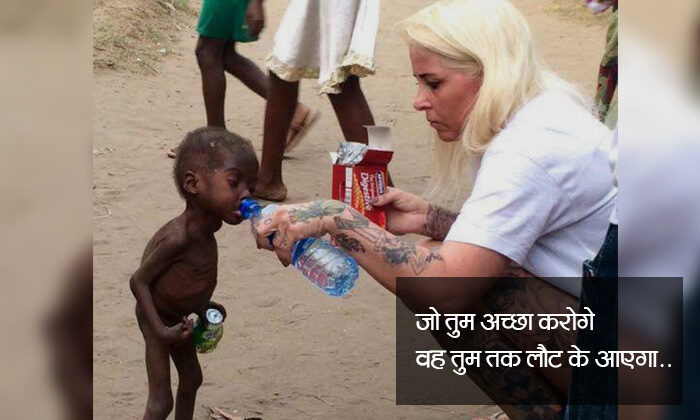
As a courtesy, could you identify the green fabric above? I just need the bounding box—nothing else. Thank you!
[197,0,257,42]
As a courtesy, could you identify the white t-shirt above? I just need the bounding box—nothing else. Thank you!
[445,90,617,297]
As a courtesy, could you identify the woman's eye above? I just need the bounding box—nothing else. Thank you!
[427,81,441,90]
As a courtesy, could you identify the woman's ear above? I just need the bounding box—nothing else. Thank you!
[183,171,199,195]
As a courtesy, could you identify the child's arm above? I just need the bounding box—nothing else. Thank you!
[130,234,193,344]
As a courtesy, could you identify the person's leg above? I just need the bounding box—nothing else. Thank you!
[223,41,269,98]
[483,274,579,397]
[466,273,579,420]
[327,76,394,185]
[256,72,299,201]
[136,308,174,420]
[223,42,316,153]
[439,325,564,420]
[195,36,229,128]
[327,75,375,144]
[171,340,203,420]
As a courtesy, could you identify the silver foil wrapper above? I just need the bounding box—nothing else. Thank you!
[336,142,369,165]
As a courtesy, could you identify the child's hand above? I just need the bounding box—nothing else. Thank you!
[160,317,194,345]
[207,301,227,320]
[245,0,264,38]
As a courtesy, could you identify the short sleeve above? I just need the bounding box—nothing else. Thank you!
[445,152,562,264]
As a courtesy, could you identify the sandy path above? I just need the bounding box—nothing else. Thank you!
[93,1,605,418]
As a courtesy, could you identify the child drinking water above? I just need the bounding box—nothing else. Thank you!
[131,127,258,420]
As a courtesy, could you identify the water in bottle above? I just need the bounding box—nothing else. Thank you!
[239,198,359,297]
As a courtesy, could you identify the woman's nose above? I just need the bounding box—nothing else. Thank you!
[413,88,430,111]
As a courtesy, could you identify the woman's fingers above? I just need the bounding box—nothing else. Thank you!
[253,217,276,250]
[371,186,401,207]
[273,231,293,267]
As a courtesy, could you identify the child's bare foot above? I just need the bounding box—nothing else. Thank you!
[285,104,320,153]
[254,181,288,202]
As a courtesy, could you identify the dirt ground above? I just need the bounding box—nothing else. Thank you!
[93,1,606,418]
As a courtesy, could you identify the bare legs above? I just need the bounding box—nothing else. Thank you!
[136,309,202,420]
[256,75,375,201]
[256,72,299,201]
[327,75,375,144]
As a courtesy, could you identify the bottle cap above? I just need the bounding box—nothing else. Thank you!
[239,198,261,220]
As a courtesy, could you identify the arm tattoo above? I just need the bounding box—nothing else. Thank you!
[334,208,444,275]
[420,204,458,241]
[411,247,444,275]
[333,233,365,254]
[289,200,346,224]
[334,207,370,230]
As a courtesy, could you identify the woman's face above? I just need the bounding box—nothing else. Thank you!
[410,45,481,142]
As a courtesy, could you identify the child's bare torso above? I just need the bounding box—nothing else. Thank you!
[142,219,218,323]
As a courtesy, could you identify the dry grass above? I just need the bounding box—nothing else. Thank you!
[93,0,196,74]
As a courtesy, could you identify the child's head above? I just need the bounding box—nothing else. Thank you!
[173,127,258,225]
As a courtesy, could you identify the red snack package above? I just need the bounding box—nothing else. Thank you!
[331,126,394,228]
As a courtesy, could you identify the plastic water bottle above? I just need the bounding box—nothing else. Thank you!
[239,198,358,297]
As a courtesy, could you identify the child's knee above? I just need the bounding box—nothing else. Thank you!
[180,367,203,392]
[146,392,174,419]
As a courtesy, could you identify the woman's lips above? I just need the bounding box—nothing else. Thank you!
[429,121,442,129]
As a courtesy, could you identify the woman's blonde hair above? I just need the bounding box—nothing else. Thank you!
[401,0,585,204]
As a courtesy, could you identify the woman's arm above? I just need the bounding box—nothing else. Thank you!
[327,205,507,294]
[369,187,458,241]
[254,200,508,311]
[420,204,459,241]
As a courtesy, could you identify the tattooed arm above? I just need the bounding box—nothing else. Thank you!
[420,204,459,241]
[324,204,508,304]
[254,200,508,305]
[371,187,458,240]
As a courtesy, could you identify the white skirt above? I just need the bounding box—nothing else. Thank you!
[266,0,379,94]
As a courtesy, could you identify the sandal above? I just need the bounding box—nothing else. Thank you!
[285,104,320,153]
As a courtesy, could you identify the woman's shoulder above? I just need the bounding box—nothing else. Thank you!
[489,90,611,161]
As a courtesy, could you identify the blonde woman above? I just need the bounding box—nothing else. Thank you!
[252,0,616,418]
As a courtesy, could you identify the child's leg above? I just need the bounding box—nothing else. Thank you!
[327,75,375,144]
[136,309,174,420]
[223,41,268,99]
[195,36,228,128]
[170,341,203,420]
[256,72,299,201]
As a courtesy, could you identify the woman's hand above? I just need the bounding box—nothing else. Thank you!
[371,187,430,236]
[253,200,347,266]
